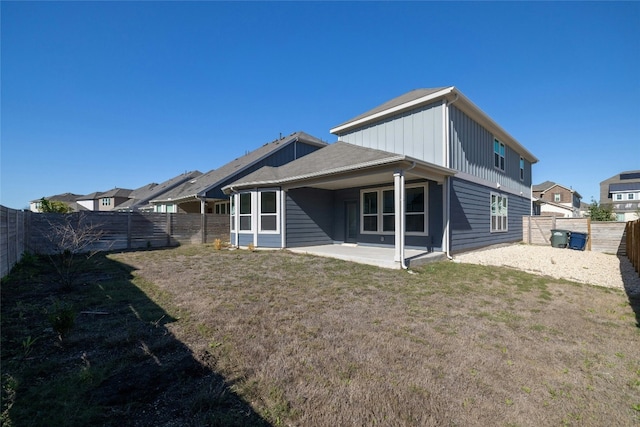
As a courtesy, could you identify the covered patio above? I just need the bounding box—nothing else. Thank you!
[287,244,447,270]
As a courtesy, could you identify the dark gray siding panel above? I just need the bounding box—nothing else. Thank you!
[449,105,531,194]
[450,177,527,253]
[286,188,334,247]
[257,234,281,248]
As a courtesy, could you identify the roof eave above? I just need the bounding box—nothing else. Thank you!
[330,87,455,135]
[222,156,456,194]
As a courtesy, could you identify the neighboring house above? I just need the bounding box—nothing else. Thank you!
[149,131,327,214]
[115,170,202,212]
[532,181,582,217]
[599,170,640,221]
[29,193,83,212]
[223,86,538,264]
[77,188,133,211]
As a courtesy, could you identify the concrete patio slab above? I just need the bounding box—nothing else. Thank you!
[287,244,446,269]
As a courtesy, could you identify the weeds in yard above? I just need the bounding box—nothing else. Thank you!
[47,300,76,340]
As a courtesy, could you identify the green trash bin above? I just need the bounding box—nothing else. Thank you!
[550,229,571,248]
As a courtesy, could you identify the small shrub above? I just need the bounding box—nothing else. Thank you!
[48,300,76,340]
[213,239,223,251]
[247,243,255,252]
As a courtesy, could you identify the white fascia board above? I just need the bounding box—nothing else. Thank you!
[329,87,455,135]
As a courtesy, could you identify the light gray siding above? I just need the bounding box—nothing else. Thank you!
[285,188,334,247]
[450,177,528,253]
[339,102,445,166]
[449,105,531,194]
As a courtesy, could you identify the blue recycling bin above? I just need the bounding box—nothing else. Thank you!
[568,232,588,251]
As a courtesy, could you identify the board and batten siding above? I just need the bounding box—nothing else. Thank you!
[339,102,445,166]
[285,188,334,248]
[449,105,531,195]
[450,177,528,253]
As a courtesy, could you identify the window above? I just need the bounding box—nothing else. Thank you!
[361,185,427,235]
[491,193,508,232]
[554,193,561,202]
[628,193,635,200]
[101,198,111,206]
[362,191,378,232]
[405,187,425,233]
[259,191,278,232]
[519,157,525,181]
[615,194,623,200]
[239,193,252,231]
[494,139,505,171]
[214,201,229,215]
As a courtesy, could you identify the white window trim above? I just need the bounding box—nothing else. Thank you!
[258,189,280,234]
[490,192,508,233]
[360,184,428,236]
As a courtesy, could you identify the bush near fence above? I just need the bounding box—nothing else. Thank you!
[1,206,230,277]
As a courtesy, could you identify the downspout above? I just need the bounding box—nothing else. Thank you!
[397,161,416,270]
[444,93,459,260]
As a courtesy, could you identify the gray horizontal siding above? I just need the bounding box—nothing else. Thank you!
[449,105,531,193]
[257,233,281,248]
[238,233,253,247]
[286,188,334,247]
[450,177,528,253]
[339,102,445,166]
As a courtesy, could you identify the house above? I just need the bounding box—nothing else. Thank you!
[532,181,582,217]
[29,193,83,212]
[149,131,327,214]
[115,170,202,212]
[76,188,133,211]
[599,170,640,221]
[223,86,538,266]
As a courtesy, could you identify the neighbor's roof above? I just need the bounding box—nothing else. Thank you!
[600,170,640,185]
[532,181,582,198]
[116,170,202,210]
[330,86,538,164]
[223,141,456,192]
[30,192,83,204]
[152,131,327,203]
[610,182,640,192]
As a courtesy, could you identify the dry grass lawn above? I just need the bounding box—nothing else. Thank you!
[114,246,640,426]
[2,245,639,426]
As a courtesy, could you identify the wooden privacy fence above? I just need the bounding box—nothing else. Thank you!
[1,206,28,278]
[0,206,230,277]
[627,219,640,276]
[522,216,628,255]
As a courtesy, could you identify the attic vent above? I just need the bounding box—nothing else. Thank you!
[189,179,197,184]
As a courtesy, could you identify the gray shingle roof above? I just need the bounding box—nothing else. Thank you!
[116,170,202,210]
[223,141,455,191]
[532,181,556,192]
[153,131,327,203]
[332,88,450,131]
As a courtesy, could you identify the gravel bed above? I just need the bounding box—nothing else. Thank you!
[453,243,640,297]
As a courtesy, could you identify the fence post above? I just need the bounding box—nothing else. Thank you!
[127,210,132,250]
[587,217,592,251]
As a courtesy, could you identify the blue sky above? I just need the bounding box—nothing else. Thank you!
[1,1,638,209]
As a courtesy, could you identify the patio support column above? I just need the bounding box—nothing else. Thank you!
[394,170,405,263]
